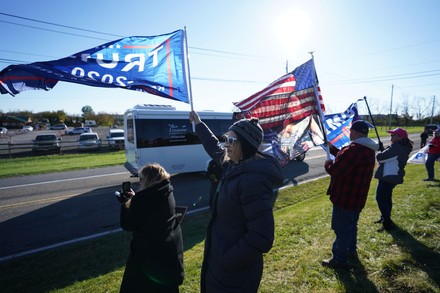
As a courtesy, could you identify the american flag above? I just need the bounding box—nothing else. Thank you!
[233,59,325,130]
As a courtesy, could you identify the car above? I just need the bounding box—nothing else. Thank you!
[49,124,68,130]
[424,124,440,136]
[107,128,125,149]
[66,127,91,135]
[78,132,101,151]
[22,125,34,132]
[32,133,61,153]
[0,127,7,135]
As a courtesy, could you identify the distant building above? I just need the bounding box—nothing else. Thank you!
[0,115,32,129]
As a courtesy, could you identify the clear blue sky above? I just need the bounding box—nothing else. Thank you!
[1,0,439,117]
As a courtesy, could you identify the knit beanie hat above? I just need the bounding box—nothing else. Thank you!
[229,118,263,159]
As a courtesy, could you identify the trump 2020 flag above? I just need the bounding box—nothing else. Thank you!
[323,101,374,149]
[0,30,189,103]
[323,102,360,149]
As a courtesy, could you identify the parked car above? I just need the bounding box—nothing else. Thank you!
[0,127,7,135]
[49,124,68,130]
[78,132,101,151]
[66,127,91,135]
[32,133,61,153]
[424,124,440,136]
[23,125,34,132]
[107,128,125,149]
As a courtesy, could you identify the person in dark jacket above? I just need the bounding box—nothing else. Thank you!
[189,110,283,293]
[420,130,429,148]
[119,163,184,293]
[322,120,379,270]
[374,128,413,232]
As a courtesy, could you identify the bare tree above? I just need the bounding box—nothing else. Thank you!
[411,96,431,120]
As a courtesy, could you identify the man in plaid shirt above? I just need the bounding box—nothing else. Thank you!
[322,120,379,270]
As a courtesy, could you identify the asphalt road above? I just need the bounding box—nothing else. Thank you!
[0,134,422,261]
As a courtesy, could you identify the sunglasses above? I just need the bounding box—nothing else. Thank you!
[223,135,238,145]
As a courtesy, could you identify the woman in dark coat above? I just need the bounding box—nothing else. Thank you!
[189,111,283,293]
[374,128,413,232]
[119,163,184,293]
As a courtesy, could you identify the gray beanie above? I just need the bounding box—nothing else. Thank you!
[229,118,263,151]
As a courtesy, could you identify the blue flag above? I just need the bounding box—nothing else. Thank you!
[323,102,359,149]
[0,30,189,103]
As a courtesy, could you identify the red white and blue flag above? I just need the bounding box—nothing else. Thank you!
[0,30,190,103]
[233,59,325,131]
[233,58,326,164]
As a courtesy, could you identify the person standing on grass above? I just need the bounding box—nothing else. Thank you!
[424,129,440,181]
[374,128,413,232]
[189,110,283,293]
[322,120,379,270]
[118,163,184,293]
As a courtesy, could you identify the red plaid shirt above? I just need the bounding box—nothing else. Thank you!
[325,141,376,211]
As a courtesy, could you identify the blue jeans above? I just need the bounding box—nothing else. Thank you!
[331,205,360,265]
[376,180,396,222]
[425,153,440,179]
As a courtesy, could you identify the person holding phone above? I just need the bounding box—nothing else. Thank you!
[118,163,184,293]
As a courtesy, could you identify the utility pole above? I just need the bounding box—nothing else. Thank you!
[285,60,288,74]
[431,95,436,124]
[388,84,394,129]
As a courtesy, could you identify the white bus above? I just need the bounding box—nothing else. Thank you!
[124,104,234,176]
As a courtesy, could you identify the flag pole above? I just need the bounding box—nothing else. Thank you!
[309,53,331,160]
[183,26,195,131]
[363,96,383,150]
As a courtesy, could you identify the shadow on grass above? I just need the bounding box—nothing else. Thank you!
[388,226,440,288]
[334,256,379,293]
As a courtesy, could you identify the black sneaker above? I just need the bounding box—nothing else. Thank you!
[377,221,396,232]
[423,178,434,181]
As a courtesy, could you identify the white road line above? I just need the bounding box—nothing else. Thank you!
[0,172,129,190]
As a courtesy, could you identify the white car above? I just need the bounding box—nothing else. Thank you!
[107,128,125,149]
[0,127,7,135]
[22,125,34,132]
[66,127,91,135]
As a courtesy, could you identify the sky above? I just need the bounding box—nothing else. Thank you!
[1,0,439,117]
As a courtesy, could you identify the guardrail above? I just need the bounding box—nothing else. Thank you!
[0,139,124,159]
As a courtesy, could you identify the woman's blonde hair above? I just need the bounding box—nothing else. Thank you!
[138,163,170,189]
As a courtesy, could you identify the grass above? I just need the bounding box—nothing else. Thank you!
[1,163,439,292]
[0,151,125,178]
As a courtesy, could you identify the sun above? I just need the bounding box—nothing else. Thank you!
[273,9,310,57]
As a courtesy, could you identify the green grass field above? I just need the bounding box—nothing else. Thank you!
[1,162,439,292]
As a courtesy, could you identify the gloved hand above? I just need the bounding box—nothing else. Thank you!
[378,142,385,152]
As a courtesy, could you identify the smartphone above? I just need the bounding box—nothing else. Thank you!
[122,181,131,193]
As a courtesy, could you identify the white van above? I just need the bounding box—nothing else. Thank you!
[123,104,233,176]
[107,128,125,149]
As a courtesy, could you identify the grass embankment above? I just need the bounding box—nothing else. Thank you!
[1,163,439,292]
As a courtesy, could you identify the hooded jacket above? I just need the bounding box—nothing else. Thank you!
[119,180,184,292]
[374,139,413,184]
[196,122,283,293]
[325,137,379,212]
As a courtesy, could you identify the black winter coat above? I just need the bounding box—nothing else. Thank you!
[119,180,184,292]
[375,139,413,184]
[196,122,283,293]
